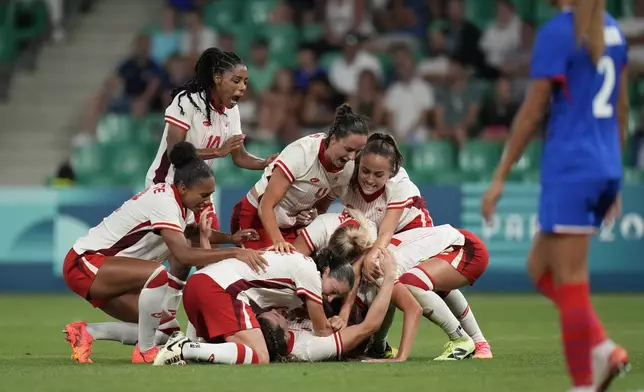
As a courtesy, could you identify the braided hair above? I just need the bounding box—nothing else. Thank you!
[172,47,244,124]
[325,103,370,147]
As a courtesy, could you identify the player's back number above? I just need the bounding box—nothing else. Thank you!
[592,56,616,119]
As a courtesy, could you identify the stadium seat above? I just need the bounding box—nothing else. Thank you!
[103,143,149,186]
[319,51,340,71]
[301,23,323,43]
[407,141,459,180]
[71,141,105,185]
[509,140,541,180]
[244,0,280,26]
[459,140,503,181]
[245,140,282,159]
[624,168,644,184]
[96,114,135,145]
[0,3,18,64]
[535,1,558,26]
[257,23,299,68]
[464,0,496,29]
[203,0,242,31]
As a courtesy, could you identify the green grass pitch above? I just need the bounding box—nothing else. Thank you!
[0,294,642,392]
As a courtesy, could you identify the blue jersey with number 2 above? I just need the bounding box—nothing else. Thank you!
[531,11,628,233]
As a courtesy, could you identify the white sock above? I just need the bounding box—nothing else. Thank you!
[441,290,487,343]
[186,322,198,341]
[86,322,169,345]
[138,266,169,351]
[182,341,259,364]
[405,285,465,340]
[158,274,185,336]
[371,304,397,352]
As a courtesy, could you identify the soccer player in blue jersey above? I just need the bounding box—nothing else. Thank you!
[481,0,630,391]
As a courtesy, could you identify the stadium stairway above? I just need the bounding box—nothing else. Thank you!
[0,1,162,186]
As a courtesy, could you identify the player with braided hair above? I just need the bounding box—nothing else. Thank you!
[231,103,370,251]
[146,47,278,236]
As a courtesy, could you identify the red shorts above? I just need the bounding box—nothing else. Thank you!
[182,273,259,342]
[195,203,220,231]
[62,248,107,308]
[230,195,302,250]
[433,229,489,284]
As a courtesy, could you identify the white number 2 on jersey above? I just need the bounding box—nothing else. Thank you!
[592,56,616,118]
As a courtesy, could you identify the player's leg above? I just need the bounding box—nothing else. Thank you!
[398,273,473,360]
[155,274,269,366]
[437,290,492,359]
[365,304,398,358]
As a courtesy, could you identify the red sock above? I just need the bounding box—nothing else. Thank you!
[555,283,595,387]
[535,271,557,304]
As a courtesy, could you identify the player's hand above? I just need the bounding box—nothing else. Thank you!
[232,229,260,245]
[481,179,504,225]
[267,240,296,254]
[604,194,622,225]
[295,208,318,226]
[328,315,347,332]
[378,250,396,280]
[199,215,213,242]
[235,248,268,273]
[362,247,384,284]
[214,134,246,157]
[263,153,279,168]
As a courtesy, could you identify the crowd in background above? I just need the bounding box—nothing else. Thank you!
[70,0,644,167]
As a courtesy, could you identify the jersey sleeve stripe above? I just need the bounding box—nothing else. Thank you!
[151,222,183,232]
[164,116,190,131]
[274,160,295,183]
[387,197,415,209]
[335,332,343,359]
[301,229,315,253]
[333,332,341,359]
[296,288,323,305]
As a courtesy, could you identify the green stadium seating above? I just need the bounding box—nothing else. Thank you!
[245,140,282,159]
[509,140,542,180]
[406,141,459,182]
[204,0,243,31]
[96,114,135,145]
[244,0,280,26]
[464,0,496,29]
[459,140,503,181]
[301,23,323,43]
[624,168,644,184]
[0,3,17,64]
[319,51,340,71]
[71,141,105,185]
[535,1,558,26]
[257,23,299,68]
[103,143,149,186]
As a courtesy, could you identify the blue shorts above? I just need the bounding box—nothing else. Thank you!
[538,179,620,234]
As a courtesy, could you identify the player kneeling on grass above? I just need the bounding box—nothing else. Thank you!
[62,142,264,364]
[153,225,356,365]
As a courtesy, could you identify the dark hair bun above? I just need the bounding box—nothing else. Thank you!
[335,103,353,118]
[169,141,198,169]
[313,247,344,271]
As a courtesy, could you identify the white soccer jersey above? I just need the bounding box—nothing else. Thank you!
[146,91,243,186]
[286,317,344,362]
[194,251,323,311]
[72,183,186,262]
[248,134,354,229]
[341,167,433,233]
[299,211,378,253]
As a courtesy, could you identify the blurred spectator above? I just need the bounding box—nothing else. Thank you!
[79,35,164,143]
[437,0,486,77]
[301,74,338,131]
[324,0,375,48]
[501,21,535,101]
[151,7,181,64]
[44,0,65,43]
[51,160,75,188]
[477,77,519,141]
[294,45,327,94]
[257,69,302,142]
[238,85,259,128]
[384,44,435,142]
[247,39,280,95]
[218,32,235,53]
[417,30,451,84]
[169,0,204,13]
[479,0,521,72]
[373,0,429,50]
[349,70,386,130]
[179,8,218,59]
[434,58,481,146]
[160,55,192,107]
[329,34,382,97]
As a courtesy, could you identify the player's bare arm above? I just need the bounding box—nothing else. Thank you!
[162,229,260,267]
[184,224,260,246]
[165,124,246,161]
[231,145,278,170]
[617,66,629,148]
[259,168,296,252]
[334,257,364,331]
[389,282,422,361]
[306,298,333,337]
[363,208,403,282]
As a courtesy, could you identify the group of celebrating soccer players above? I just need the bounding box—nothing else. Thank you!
[61,0,631,390]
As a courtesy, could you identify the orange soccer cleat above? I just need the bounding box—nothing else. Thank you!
[132,344,160,364]
[63,321,94,364]
[473,341,493,359]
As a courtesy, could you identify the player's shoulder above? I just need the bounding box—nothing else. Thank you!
[226,104,241,121]
[281,134,323,165]
[169,90,207,111]
[144,183,179,206]
[537,11,575,41]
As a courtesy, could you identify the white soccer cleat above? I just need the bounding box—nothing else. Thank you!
[592,340,630,392]
[153,331,190,366]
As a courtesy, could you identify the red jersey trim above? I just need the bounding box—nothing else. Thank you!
[333,331,343,359]
[318,139,343,173]
[151,222,183,233]
[387,197,415,209]
[165,115,190,131]
[296,288,323,305]
[274,160,295,183]
[357,183,386,203]
[550,74,571,103]
[286,330,295,354]
[171,184,187,220]
[301,229,315,253]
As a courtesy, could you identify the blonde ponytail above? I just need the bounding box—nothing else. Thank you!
[574,0,606,64]
[326,209,374,263]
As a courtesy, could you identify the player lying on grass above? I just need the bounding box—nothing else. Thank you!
[62,142,265,364]
[294,210,491,361]
[155,243,400,364]
[153,217,356,365]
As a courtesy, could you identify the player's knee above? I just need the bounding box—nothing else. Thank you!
[144,265,168,289]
